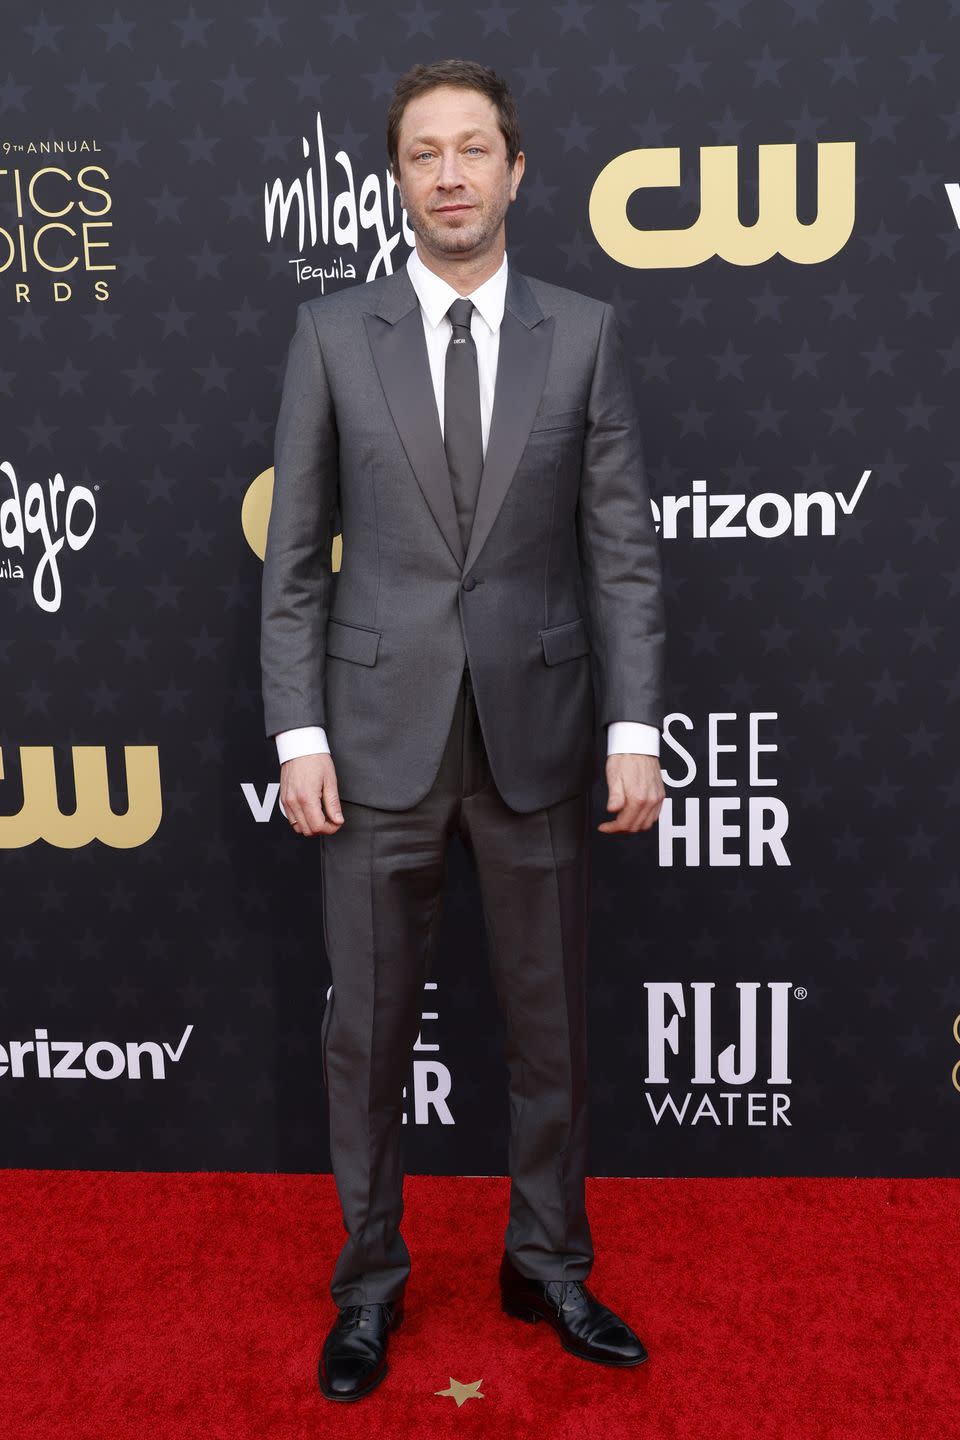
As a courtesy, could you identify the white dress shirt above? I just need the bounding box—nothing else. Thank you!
[275,245,660,765]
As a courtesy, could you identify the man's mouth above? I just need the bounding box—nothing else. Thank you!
[434,204,473,213]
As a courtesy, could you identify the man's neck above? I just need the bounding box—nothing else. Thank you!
[413,238,505,296]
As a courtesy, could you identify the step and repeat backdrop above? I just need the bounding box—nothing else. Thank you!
[1,2,956,1177]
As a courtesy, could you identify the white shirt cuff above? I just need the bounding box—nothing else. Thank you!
[275,721,658,761]
[607,721,660,757]
[275,726,331,764]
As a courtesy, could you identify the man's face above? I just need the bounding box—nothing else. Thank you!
[393,84,524,258]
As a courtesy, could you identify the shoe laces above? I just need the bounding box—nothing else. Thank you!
[550,1279,590,1316]
[340,1302,387,1330]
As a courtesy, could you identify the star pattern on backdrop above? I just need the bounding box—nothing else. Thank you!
[0,0,954,1179]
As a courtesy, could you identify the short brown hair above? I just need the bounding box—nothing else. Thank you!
[387,59,522,179]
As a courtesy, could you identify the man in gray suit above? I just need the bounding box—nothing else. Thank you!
[260,59,665,1402]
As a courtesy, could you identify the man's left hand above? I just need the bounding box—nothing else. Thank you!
[598,753,665,834]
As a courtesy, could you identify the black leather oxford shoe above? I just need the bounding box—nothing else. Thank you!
[318,1299,404,1401]
[500,1252,648,1367]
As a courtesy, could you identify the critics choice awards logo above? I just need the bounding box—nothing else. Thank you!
[1,139,113,303]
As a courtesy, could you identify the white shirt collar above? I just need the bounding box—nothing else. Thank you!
[405,244,508,333]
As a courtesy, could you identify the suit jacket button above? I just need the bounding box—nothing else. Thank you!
[462,576,476,591]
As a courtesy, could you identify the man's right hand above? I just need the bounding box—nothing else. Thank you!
[280,753,345,836]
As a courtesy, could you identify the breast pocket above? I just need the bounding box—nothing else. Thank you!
[528,407,585,435]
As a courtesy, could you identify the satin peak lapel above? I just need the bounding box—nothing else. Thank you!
[363,273,465,568]
[362,263,554,575]
[463,272,554,577]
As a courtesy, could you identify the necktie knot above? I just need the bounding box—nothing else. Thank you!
[448,297,474,332]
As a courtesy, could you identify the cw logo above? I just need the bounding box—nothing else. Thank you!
[241,467,342,568]
[589,141,855,268]
[0,745,161,848]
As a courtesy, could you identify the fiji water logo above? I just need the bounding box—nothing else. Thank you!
[643,981,803,1127]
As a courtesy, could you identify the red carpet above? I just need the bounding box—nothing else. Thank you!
[2,1172,956,1438]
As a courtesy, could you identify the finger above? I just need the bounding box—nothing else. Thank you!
[614,787,642,828]
[624,805,645,832]
[281,793,303,832]
[600,794,650,833]
[636,797,663,831]
[300,790,334,835]
[322,778,345,826]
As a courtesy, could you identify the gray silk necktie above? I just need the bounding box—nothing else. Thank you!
[443,297,484,554]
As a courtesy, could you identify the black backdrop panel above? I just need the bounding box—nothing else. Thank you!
[1,1,956,1176]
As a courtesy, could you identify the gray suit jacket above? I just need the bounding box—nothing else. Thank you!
[260,259,664,813]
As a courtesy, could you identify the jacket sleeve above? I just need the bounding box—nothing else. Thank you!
[575,301,665,731]
[260,301,340,739]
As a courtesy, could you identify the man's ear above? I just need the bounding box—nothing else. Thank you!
[509,150,525,201]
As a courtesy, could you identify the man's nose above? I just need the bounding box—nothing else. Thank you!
[437,153,465,188]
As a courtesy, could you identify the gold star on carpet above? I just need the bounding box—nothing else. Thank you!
[435,1376,484,1408]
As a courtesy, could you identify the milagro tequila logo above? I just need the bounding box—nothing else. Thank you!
[0,458,97,611]
[263,108,413,287]
[643,981,800,1127]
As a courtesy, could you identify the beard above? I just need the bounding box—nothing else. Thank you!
[404,187,510,256]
